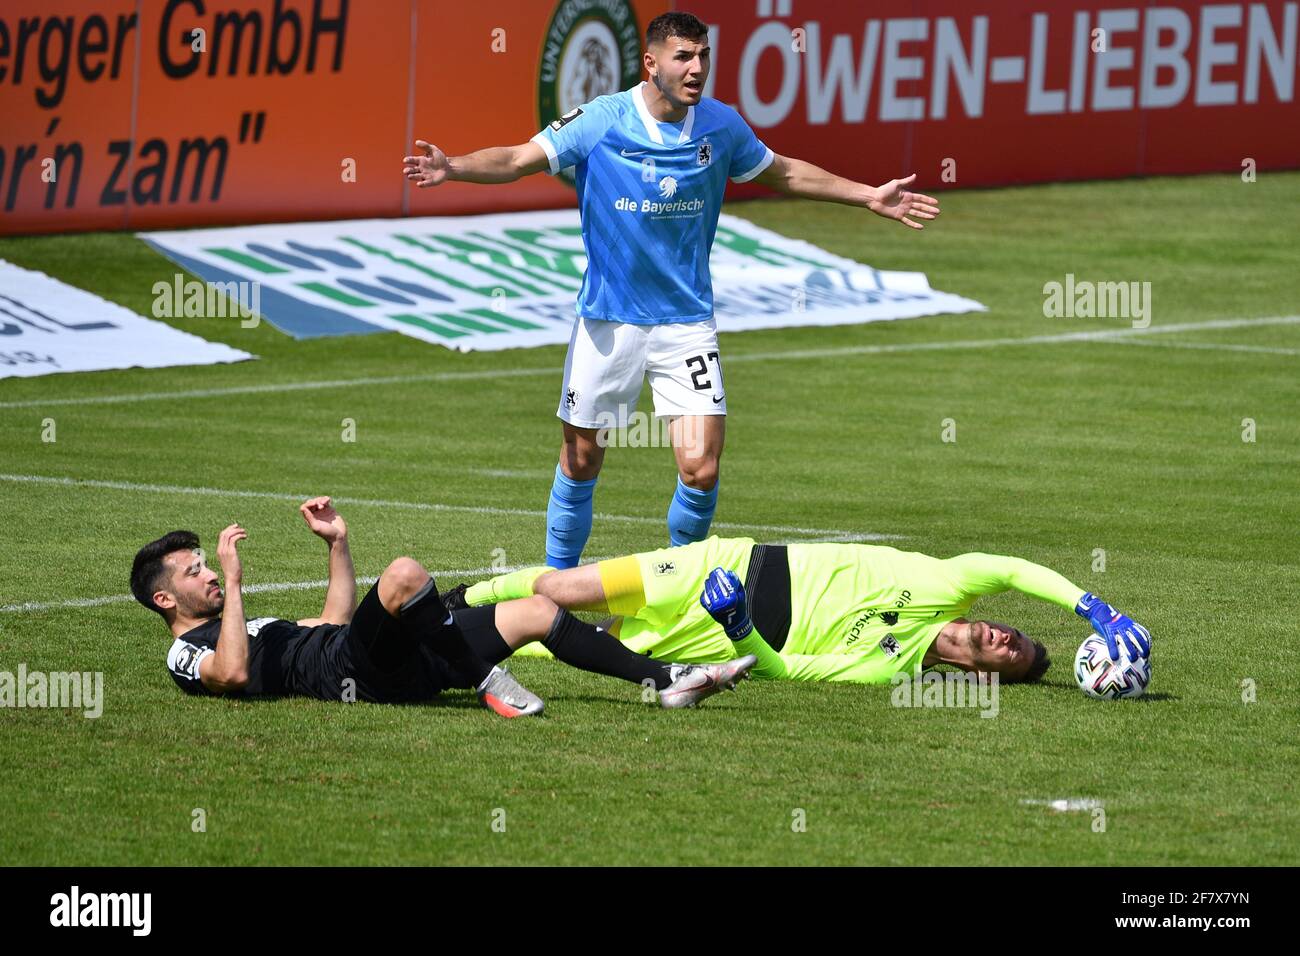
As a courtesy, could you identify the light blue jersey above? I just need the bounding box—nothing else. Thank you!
[531,82,773,326]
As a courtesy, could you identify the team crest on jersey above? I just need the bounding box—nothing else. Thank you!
[697,142,712,166]
[175,644,200,678]
[878,634,901,658]
[550,107,583,131]
[655,561,676,576]
[564,386,579,410]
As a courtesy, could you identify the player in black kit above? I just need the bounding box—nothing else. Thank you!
[130,496,753,717]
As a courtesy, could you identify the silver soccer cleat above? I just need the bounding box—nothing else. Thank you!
[659,654,757,709]
[477,666,545,718]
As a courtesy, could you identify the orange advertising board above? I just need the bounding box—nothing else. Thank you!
[4,1,1294,236]
[0,0,668,234]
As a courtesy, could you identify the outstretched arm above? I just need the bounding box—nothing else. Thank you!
[943,553,1150,662]
[753,155,941,230]
[943,553,1086,610]
[403,140,549,187]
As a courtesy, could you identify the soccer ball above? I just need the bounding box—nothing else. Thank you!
[1074,634,1150,700]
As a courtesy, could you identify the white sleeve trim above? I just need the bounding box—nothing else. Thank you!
[192,647,214,680]
[530,132,560,176]
[167,639,214,683]
[731,146,775,184]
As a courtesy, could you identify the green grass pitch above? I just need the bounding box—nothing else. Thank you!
[1,172,1297,865]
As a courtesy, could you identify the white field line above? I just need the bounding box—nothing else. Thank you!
[766,313,1300,362]
[2,575,374,613]
[0,473,896,542]
[467,467,553,479]
[0,367,556,409]
[1019,797,1103,812]
[1103,338,1300,357]
[0,558,602,614]
[3,314,1295,411]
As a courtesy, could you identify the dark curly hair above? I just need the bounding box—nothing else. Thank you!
[647,12,708,47]
[131,530,200,617]
[1016,640,1052,683]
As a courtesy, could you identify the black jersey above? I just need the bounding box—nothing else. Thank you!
[165,614,453,702]
[166,616,351,698]
[164,585,510,703]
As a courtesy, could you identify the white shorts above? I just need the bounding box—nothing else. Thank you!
[557,317,728,428]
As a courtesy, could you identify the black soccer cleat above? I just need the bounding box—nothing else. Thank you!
[441,583,471,613]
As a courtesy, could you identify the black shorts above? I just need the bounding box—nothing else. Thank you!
[342,584,508,701]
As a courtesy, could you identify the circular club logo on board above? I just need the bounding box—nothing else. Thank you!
[538,0,643,185]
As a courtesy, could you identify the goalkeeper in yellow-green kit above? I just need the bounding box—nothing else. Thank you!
[450,536,1151,685]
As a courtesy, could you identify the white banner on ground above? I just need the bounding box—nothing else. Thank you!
[0,260,255,379]
[140,211,984,351]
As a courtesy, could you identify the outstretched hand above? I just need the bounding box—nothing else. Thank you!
[868,174,940,230]
[402,140,449,188]
[300,496,348,544]
[1076,592,1151,662]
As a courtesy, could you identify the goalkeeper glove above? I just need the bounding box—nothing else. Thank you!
[1076,592,1151,662]
[700,568,753,640]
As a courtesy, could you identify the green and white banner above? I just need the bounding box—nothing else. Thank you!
[0,260,254,379]
[141,211,984,351]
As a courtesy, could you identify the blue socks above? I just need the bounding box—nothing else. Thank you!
[545,464,597,569]
[547,468,716,564]
[668,476,718,546]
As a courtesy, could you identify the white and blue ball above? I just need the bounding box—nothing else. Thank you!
[1074,634,1150,700]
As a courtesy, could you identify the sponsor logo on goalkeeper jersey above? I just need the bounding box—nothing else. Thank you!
[844,591,913,646]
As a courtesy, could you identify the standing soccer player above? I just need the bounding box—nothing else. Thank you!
[403,12,940,568]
